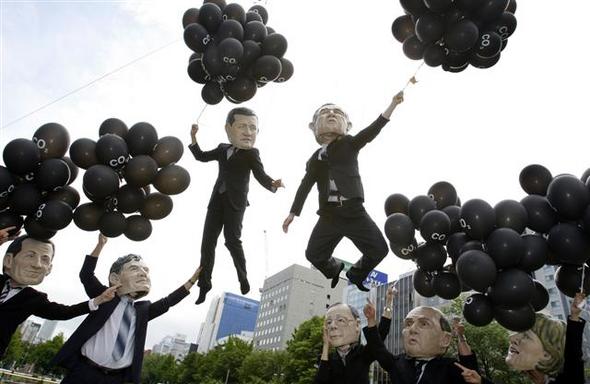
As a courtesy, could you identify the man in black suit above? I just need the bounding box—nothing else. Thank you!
[283,92,404,291]
[189,107,283,304]
[0,228,116,358]
[51,234,201,384]
[314,284,396,384]
[363,304,479,384]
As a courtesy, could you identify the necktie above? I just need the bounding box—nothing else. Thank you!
[415,360,427,383]
[112,300,133,361]
[0,281,10,303]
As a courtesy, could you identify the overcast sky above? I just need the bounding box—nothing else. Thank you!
[1,0,589,348]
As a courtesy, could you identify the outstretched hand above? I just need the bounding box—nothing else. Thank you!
[454,363,482,384]
[282,213,295,233]
[0,226,19,245]
[272,179,285,189]
[386,283,397,306]
[392,91,404,106]
[95,284,121,305]
[364,299,377,326]
[571,292,586,321]
[191,124,199,136]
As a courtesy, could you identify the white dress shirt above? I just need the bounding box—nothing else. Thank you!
[81,295,136,369]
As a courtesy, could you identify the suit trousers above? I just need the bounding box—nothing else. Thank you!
[306,201,388,281]
[199,192,247,286]
[60,356,125,384]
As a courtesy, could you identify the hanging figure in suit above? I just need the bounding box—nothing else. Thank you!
[189,107,284,304]
[283,92,404,291]
[455,292,587,384]
[363,303,480,384]
[51,234,201,384]
[0,227,116,358]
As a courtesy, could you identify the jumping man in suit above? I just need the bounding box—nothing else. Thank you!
[283,92,404,291]
[189,107,284,304]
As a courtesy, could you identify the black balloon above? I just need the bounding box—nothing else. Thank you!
[442,61,469,73]
[547,223,589,265]
[62,157,79,185]
[24,216,56,241]
[141,193,173,220]
[151,137,184,167]
[423,45,446,67]
[555,264,590,298]
[488,269,534,308]
[415,14,445,44]
[463,293,494,326]
[442,205,462,234]
[413,269,435,297]
[99,211,127,238]
[455,0,485,11]
[244,21,267,43]
[224,76,257,103]
[198,3,223,33]
[241,40,262,66]
[184,23,212,53]
[126,122,158,156]
[202,81,224,105]
[99,118,128,139]
[460,199,496,240]
[391,15,415,43]
[47,185,80,209]
[420,210,451,243]
[96,134,129,169]
[494,199,527,233]
[153,165,191,195]
[216,19,244,41]
[456,249,497,292]
[432,272,461,300]
[124,215,152,241]
[460,240,484,254]
[249,5,268,24]
[403,36,425,60]
[83,165,120,200]
[400,0,428,16]
[384,213,415,245]
[246,11,263,23]
[444,20,479,52]
[409,195,436,227]
[506,0,517,13]
[182,8,200,28]
[444,8,468,25]
[203,44,223,76]
[424,0,453,12]
[385,193,410,216]
[488,12,517,39]
[218,37,244,65]
[262,33,287,58]
[0,166,15,199]
[33,123,70,160]
[428,181,457,209]
[115,185,146,214]
[446,232,469,263]
[275,58,294,83]
[10,184,42,216]
[188,58,209,84]
[223,3,246,24]
[73,202,104,231]
[123,155,158,188]
[204,0,226,9]
[445,49,470,67]
[531,281,549,312]
[546,175,589,220]
[3,138,40,175]
[519,234,548,272]
[36,159,71,192]
[520,195,557,233]
[416,242,447,271]
[486,228,524,268]
[477,0,510,22]
[390,238,418,260]
[35,200,73,231]
[254,55,282,83]
[470,52,501,69]
[494,304,535,332]
[473,31,502,58]
[519,164,552,195]
[69,138,98,169]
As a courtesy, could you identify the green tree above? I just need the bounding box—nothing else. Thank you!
[141,353,179,384]
[28,333,65,376]
[0,330,24,369]
[444,297,530,384]
[284,316,324,384]
[238,349,289,383]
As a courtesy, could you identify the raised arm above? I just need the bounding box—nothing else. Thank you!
[363,300,398,371]
[148,266,202,320]
[33,285,118,320]
[80,234,109,298]
[561,292,586,384]
[314,322,334,384]
[188,124,220,162]
[378,284,397,340]
[350,91,404,150]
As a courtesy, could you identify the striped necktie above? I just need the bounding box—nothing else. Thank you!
[0,280,10,303]
[112,299,134,361]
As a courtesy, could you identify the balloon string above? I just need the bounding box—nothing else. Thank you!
[401,61,425,92]
[197,104,208,124]
[581,264,586,294]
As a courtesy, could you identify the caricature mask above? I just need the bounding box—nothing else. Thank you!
[325,303,361,348]
[108,254,151,299]
[309,104,352,145]
[225,112,258,150]
[3,237,54,286]
[506,314,566,376]
[402,306,452,358]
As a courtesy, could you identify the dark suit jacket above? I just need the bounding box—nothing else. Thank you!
[0,273,90,358]
[189,143,275,210]
[363,325,480,384]
[290,115,389,216]
[51,256,189,384]
[482,318,586,384]
[314,317,391,384]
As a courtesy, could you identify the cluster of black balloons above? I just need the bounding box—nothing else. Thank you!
[0,124,78,240]
[69,118,191,241]
[392,0,517,72]
[183,0,294,105]
[385,176,549,331]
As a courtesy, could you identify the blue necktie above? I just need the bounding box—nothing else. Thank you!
[112,300,133,361]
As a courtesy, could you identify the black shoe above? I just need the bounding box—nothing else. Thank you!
[240,279,250,295]
[195,284,211,305]
[346,270,369,292]
[331,262,345,289]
